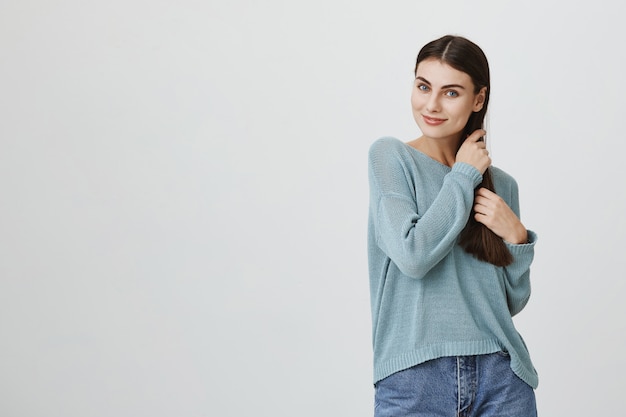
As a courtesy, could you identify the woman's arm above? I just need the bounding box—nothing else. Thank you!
[369,138,483,279]
[475,173,537,315]
[503,231,537,316]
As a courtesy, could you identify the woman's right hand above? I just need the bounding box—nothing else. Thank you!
[455,129,491,174]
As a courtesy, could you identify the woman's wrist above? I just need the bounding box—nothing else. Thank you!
[504,223,528,245]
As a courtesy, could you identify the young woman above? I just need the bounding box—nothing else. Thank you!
[367,35,538,416]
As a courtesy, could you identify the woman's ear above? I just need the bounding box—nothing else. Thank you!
[473,87,487,112]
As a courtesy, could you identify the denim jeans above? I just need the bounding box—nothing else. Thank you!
[374,352,537,417]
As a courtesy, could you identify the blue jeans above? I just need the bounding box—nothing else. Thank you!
[374,352,537,417]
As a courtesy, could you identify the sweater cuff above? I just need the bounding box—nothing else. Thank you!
[505,230,537,254]
[451,162,483,188]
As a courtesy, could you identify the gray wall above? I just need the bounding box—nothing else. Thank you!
[1,1,623,416]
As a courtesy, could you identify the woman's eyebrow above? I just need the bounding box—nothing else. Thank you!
[415,76,466,90]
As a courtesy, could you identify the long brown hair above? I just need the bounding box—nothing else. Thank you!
[415,35,513,266]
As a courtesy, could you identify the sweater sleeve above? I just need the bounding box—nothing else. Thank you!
[368,138,483,279]
[500,176,537,316]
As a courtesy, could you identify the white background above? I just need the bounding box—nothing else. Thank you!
[1,1,624,416]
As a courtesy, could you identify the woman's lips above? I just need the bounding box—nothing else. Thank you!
[422,115,446,126]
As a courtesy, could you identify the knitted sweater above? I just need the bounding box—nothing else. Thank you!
[367,137,538,388]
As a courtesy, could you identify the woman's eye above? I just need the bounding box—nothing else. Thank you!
[445,90,459,97]
[417,84,429,92]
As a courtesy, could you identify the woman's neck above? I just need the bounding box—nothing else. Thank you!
[406,135,461,167]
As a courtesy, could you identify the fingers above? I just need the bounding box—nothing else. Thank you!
[466,129,487,144]
[473,197,490,216]
[473,188,500,213]
[462,130,489,156]
[475,187,496,198]
[472,189,517,234]
[473,198,494,228]
[456,130,490,173]
[474,188,501,214]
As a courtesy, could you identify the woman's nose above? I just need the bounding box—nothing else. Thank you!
[426,94,441,113]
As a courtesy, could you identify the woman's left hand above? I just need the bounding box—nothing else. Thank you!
[473,188,528,244]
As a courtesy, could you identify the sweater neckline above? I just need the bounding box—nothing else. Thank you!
[401,140,453,171]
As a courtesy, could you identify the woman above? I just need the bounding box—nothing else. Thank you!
[367,35,538,416]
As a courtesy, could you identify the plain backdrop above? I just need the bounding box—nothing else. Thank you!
[1,0,624,416]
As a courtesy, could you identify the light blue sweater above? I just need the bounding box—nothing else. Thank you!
[368,137,538,388]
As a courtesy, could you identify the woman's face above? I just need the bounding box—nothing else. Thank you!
[411,58,485,142]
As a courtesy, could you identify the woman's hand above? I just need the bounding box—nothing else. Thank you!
[456,129,491,174]
[473,187,528,244]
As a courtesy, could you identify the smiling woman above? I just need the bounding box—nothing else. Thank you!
[410,60,486,153]
[367,35,538,417]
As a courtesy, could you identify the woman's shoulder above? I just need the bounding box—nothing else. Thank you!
[368,136,406,156]
[490,165,515,181]
[368,137,421,182]
[368,137,423,173]
[491,166,519,192]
